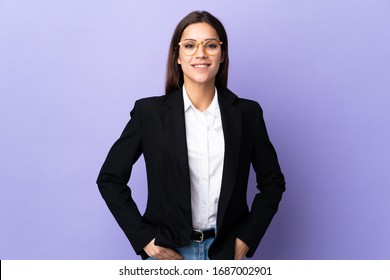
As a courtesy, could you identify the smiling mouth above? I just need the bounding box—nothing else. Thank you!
[192,64,210,68]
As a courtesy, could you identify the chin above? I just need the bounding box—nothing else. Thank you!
[188,75,216,85]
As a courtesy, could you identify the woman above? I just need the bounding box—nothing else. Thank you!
[97,11,285,260]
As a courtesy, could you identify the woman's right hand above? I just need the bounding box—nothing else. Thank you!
[144,238,184,260]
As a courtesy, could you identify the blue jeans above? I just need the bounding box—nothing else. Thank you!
[147,237,215,260]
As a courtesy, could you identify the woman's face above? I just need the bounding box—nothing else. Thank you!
[178,22,224,88]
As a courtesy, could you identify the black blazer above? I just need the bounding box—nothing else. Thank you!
[97,87,285,259]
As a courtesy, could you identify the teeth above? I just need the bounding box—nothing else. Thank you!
[193,64,208,68]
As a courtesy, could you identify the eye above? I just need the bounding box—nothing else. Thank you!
[204,40,219,49]
[183,42,196,49]
[205,43,217,49]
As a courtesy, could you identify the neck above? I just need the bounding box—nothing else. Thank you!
[184,82,215,112]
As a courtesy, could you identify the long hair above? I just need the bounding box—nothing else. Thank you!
[165,11,229,94]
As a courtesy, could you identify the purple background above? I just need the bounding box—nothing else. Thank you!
[1,0,389,259]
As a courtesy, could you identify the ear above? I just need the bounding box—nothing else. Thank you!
[177,58,181,64]
[220,52,225,63]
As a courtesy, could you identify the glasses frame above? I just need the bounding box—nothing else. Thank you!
[178,39,223,56]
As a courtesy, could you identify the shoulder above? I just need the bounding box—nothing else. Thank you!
[134,88,182,110]
[236,97,262,112]
[128,95,166,119]
[219,87,263,113]
[134,95,167,108]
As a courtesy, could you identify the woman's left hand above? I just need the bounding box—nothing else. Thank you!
[234,238,249,260]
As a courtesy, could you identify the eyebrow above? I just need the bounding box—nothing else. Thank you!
[182,38,219,41]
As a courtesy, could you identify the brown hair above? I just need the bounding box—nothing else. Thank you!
[165,11,229,94]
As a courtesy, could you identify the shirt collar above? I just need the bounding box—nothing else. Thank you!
[182,85,220,117]
[182,85,192,112]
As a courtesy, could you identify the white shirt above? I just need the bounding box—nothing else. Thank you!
[183,86,225,230]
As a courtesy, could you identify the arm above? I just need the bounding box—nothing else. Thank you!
[236,103,286,258]
[96,101,156,255]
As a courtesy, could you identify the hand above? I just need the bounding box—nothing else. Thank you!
[144,238,184,260]
[234,238,249,260]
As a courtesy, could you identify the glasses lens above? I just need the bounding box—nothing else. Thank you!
[203,40,221,55]
[181,40,198,56]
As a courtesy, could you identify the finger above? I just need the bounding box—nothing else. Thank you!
[234,253,244,260]
[151,247,182,260]
[165,248,184,260]
[234,238,249,259]
[158,248,183,260]
[234,250,242,260]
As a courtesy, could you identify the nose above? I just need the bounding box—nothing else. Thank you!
[195,42,207,57]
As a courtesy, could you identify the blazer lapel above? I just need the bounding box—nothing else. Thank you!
[217,88,242,229]
[163,88,191,193]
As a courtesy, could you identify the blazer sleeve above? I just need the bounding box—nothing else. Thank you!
[237,103,286,257]
[96,100,156,256]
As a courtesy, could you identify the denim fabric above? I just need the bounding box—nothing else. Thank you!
[147,236,215,260]
[177,237,215,260]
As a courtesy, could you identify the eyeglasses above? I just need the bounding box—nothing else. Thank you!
[178,39,223,56]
